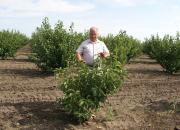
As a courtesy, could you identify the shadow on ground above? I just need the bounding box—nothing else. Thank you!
[1,101,79,130]
[0,68,53,78]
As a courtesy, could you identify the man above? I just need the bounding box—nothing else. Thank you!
[76,27,110,66]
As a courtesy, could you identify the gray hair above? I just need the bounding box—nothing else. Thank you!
[89,26,98,33]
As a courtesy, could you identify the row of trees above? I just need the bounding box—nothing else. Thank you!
[31,18,142,71]
[1,18,179,75]
[0,30,29,59]
[143,33,180,74]
[0,18,143,67]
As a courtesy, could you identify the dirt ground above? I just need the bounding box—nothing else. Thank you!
[0,45,179,130]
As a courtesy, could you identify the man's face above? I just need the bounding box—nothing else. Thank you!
[89,30,98,42]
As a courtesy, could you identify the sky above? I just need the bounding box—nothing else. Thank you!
[0,0,180,40]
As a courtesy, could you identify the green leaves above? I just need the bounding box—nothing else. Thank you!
[56,59,126,122]
[101,31,142,65]
[31,17,86,72]
[143,34,180,74]
[0,30,29,59]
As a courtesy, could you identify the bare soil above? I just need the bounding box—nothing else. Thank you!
[0,45,179,130]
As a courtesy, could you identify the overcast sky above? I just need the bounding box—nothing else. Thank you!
[0,0,180,40]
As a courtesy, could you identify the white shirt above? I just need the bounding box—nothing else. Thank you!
[76,39,109,65]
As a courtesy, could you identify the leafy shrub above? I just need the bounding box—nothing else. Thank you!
[143,33,180,74]
[31,17,86,71]
[55,57,126,122]
[101,31,142,64]
[0,30,29,59]
[143,35,161,58]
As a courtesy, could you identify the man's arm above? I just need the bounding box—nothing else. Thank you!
[100,42,110,58]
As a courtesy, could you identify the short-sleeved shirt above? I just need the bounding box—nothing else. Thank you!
[76,39,109,65]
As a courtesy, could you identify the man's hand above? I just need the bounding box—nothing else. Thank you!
[76,52,85,63]
[100,52,105,58]
[79,59,86,63]
[99,52,110,58]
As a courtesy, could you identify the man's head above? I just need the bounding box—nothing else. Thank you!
[89,26,98,42]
